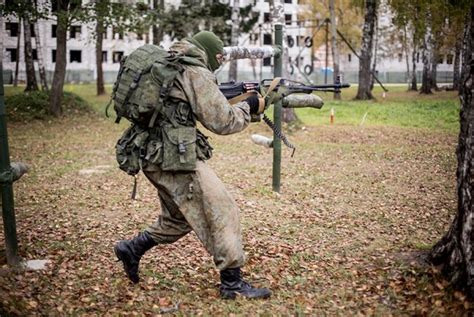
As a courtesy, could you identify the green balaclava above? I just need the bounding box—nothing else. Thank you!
[191,31,224,71]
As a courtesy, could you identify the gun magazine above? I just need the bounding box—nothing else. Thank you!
[262,114,296,157]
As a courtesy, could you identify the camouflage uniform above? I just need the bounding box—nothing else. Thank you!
[141,40,250,270]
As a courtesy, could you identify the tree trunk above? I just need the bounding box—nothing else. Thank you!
[369,9,379,91]
[13,18,21,87]
[34,21,49,91]
[459,12,470,96]
[329,0,340,99]
[453,35,462,91]
[95,19,105,96]
[355,0,377,100]
[49,13,68,116]
[403,25,411,91]
[429,6,474,298]
[228,0,239,82]
[152,0,164,45]
[410,40,418,91]
[431,45,439,91]
[420,10,433,94]
[23,18,38,92]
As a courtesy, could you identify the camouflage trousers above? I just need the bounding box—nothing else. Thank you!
[143,161,245,270]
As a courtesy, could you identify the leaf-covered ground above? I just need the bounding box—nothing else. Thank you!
[0,110,471,315]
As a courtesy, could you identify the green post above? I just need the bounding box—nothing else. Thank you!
[272,23,283,192]
[0,63,20,266]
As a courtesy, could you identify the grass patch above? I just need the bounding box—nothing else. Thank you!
[5,84,460,132]
[5,89,91,121]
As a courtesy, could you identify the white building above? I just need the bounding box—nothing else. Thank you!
[0,0,457,85]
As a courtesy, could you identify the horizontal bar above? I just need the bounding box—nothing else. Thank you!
[223,46,281,61]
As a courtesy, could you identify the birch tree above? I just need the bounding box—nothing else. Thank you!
[429,5,473,298]
[355,0,378,100]
[228,0,240,81]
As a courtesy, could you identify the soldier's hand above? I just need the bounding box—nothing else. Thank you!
[245,92,265,115]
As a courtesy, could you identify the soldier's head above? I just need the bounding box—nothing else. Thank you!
[192,31,224,71]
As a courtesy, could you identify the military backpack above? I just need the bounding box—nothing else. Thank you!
[108,44,210,178]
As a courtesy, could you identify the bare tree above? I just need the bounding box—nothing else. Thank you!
[429,6,474,298]
[355,0,378,100]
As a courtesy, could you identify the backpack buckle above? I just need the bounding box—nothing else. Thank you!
[178,142,186,154]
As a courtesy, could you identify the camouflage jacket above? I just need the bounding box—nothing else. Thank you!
[168,40,251,135]
[139,40,251,172]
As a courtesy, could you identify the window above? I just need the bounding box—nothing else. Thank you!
[113,51,124,63]
[30,23,36,37]
[70,25,81,39]
[263,57,271,66]
[102,51,108,63]
[137,32,143,40]
[52,49,57,63]
[52,24,57,38]
[398,53,403,62]
[437,55,444,64]
[263,12,270,23]
[6,48,17,62]
[102,29,107,40]
[263,33,272,45]
[32,49,38,60]
[285,14,292,26]
[446,54,454,65]
[284,0,292,3]
[416,52,420,63]
[348,54,352,62]
[6,22,19,37]
[70,50,82,63]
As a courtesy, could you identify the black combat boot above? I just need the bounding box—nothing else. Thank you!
[220,267,272,299]
[114,231,157,284]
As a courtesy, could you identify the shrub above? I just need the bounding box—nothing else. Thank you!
[5,90,91,121]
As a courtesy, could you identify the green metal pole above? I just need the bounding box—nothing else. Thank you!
[272,23,283,192]
[0,63,20,266]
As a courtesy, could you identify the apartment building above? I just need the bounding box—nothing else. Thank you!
[0,0,458,85]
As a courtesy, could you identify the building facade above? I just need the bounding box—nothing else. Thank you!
[0,0,458,85]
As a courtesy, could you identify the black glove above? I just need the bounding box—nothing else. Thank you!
[245,94,261,114]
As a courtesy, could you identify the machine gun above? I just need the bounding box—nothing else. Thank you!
[219,78,350,107]
[218,78,350,156]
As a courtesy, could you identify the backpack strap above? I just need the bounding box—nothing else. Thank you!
[148,55,185,128]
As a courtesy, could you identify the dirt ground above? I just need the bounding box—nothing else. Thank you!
[0,113,471,315]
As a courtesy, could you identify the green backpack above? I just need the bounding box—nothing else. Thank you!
[109,44,209,178]
[109,44,185,128]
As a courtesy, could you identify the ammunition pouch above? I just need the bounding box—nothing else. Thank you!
[161,125,197,172]
[116,125,149,176]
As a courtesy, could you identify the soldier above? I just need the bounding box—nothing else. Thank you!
[114,31,271,300]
